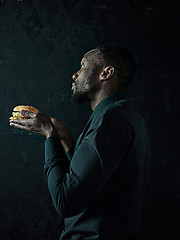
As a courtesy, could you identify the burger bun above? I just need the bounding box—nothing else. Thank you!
[10,105,39,120]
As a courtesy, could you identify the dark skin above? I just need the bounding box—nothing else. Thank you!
[9,49,118,152]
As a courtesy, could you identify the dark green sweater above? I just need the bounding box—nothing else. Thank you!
[44,92,150,240]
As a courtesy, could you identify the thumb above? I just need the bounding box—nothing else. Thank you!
[20,110,37,118]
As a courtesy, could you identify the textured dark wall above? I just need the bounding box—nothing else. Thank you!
[0,0,179,239]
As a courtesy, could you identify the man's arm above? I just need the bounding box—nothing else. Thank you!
[9,110,75,153]
[9,109,132,218]
[45,110,133,218]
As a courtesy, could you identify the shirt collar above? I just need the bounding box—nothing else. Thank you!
[90,91,127,120]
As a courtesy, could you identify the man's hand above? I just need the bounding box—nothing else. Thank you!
[9,110,58,139]
[50,117,75,152]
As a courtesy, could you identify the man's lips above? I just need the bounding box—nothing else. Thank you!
[72,83,76,91]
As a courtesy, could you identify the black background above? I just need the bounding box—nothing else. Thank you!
[0,0,179,239]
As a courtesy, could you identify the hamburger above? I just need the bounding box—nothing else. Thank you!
[10,105,39,120]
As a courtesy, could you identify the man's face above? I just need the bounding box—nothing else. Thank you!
[71,55,102,104]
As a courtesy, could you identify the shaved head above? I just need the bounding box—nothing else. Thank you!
[84,46,136,91]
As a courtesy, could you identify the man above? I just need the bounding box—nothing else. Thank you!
[10,46,150,239]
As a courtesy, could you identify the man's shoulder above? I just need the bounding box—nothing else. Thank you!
[91,99,126,120]
[90,100,130,132]
[104,100,134,121]
[90,98,147,133]
[104,99,147,130]
[106,99,128,113]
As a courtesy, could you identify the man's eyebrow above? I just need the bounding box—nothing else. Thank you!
[81,58,87,65]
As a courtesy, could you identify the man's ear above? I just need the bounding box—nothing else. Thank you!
[99,66,115,81]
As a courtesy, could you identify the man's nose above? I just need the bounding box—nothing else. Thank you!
[72,72,78,81]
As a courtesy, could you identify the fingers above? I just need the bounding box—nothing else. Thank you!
[9,119,34,131]
[50,117,58,126]
[9,119,43,135]
[9,110,38,130]
[50,117,65,127]
[50,117,59,123]
[50,117,55,121]
[9,112,53,137]
[9,122,32,131]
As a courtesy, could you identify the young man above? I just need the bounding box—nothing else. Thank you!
[10,46,150,240]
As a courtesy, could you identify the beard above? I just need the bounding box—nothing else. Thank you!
[71,90,90,104]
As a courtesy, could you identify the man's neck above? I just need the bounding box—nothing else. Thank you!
[90,90,120,111]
